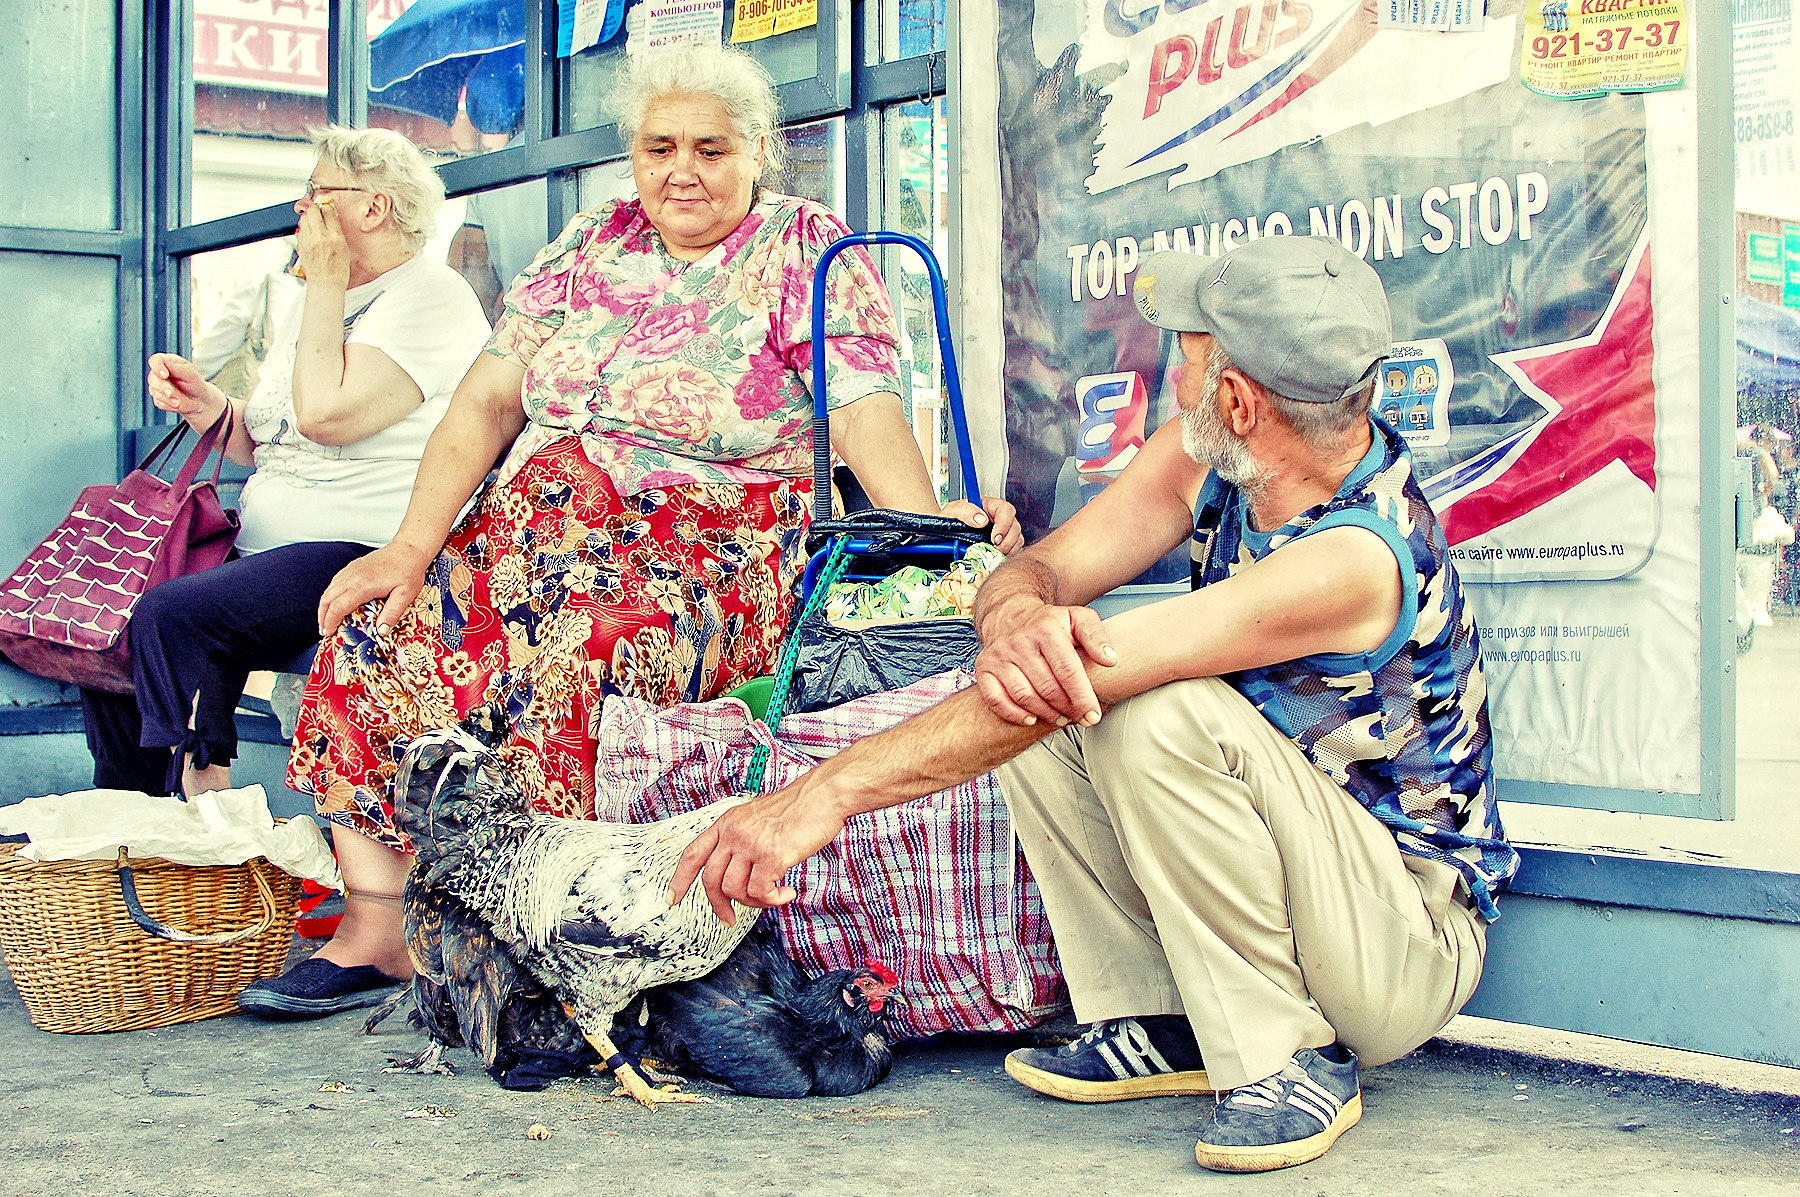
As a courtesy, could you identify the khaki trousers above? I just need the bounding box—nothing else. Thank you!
[997,677,1487,1091]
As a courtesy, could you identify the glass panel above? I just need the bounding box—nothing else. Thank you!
[880,99,949,500]
[781,118,843,212]
[0,251,118,706]
[0,1,116,230]
[565,16,823,134]
[1727,2,1800,872]
[448,178,550,322]
[192,0,331,223]
[184,237,301,398]
[578,158,638,211]
[877,0,945,62]
[189,2,489,225]
[368,0,521,158]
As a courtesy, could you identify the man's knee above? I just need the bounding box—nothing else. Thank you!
[1087,677,1249,782]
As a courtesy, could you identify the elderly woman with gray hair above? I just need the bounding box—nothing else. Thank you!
[251,44,1020,1015]
[79,126,488,814]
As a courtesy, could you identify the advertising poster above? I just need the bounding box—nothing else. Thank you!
[193,0,414,93]
[997,1,1704,799]
[1519,0,1687,100]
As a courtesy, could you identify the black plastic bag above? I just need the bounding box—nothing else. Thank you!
[786,613,979,714]
[784,509,992,714]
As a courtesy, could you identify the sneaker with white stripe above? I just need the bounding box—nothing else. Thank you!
[1194,1044,1362,1172]
[1004,1015,1212,1103]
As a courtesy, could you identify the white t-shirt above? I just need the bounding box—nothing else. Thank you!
[236,256,490,553]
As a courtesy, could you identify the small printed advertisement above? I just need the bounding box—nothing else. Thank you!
[998,1,1705,798]
[1735,0,1799,193]
[732,0,820,43]
[1520,0,1687,100]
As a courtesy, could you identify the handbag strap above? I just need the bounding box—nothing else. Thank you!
[138,420,192,476]
[168,406,235,497]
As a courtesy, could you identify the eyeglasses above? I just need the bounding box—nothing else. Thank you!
[302,180,375,201]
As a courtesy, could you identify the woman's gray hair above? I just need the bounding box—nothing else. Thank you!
[309,125,446,252]
[606,44,786,182]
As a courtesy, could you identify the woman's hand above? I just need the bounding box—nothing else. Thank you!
[296,198,353,291]
[317,541,434,638]
[940,496,1024,555]
[146,354,227,427]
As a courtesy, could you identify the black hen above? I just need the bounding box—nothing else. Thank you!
[614,920,898,1098]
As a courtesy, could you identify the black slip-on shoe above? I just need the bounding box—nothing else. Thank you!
[1005,1015,1212,1102]
[238,958,404,1019]
[1194,1044,1362,1172]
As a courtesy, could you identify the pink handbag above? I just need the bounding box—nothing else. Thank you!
[0,411,240,693]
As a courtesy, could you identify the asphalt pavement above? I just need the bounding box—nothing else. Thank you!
[3,954,1796,1197]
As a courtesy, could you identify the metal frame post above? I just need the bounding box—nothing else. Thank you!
[1697,7,1739,818]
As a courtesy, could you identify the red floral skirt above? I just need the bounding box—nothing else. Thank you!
[287,437,810,849]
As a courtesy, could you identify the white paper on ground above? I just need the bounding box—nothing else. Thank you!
[0,785,341,889]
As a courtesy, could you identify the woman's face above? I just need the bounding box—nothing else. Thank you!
[632,92,764,260]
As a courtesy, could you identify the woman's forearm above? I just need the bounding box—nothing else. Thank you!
[290,281,351,428]
[829,391,940,513]
[180,388,255,466]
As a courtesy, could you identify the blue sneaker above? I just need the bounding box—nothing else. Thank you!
[1194,1044,1362,1172]
[1004,1015,1212,1102]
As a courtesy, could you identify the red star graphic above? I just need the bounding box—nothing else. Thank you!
[1442,237,1658,546]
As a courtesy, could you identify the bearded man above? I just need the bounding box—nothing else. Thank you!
[674,235,1517,1173]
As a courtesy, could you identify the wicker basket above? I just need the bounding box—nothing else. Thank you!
[0,840,299,1033]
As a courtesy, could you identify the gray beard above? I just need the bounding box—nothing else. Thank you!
[1181,381,1269,497]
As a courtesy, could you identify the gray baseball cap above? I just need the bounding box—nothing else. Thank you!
[1133,235,1393,404]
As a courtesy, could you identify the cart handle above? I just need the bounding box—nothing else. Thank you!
[811,231,982,523]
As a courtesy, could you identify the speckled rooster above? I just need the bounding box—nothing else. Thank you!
[391,707,761,1108]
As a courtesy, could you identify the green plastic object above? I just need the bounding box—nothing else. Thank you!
[725,675,775,721]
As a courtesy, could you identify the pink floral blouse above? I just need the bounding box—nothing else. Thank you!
[486,191,904,496]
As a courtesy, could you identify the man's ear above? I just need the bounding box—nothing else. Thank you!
[1219,368,1261,436]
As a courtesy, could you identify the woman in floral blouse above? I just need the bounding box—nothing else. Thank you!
[237,44,1018,1016]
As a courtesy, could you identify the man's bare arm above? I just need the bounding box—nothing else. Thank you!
[971,419,1205,727]
[669,521,1403,921]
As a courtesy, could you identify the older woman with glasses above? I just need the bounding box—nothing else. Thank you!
[79,127,490,818]
[253,43,1020,1017]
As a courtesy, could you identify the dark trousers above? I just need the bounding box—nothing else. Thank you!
[79,540,371,795]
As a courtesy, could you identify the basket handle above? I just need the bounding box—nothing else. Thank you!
[114,848,280,947]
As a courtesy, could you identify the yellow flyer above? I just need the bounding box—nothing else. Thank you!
[773,0,817,35]
[1521,0,1687,100]
[731,0,775,42]
[732,0,813,42]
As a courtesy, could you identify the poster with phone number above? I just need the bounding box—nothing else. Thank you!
[1521,0,1687,99]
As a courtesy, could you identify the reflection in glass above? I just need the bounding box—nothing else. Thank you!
[367,0,522,157]
[447,178,550,323]
[878,0,945,62]
[1731,0,1800,872]
[184,238,303,403]
[881,99,949,499]
[565,15,822,133]
[190,0,329,224]
[781,120,843,212]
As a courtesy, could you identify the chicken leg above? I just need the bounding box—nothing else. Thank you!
[564,1004,711,1109]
